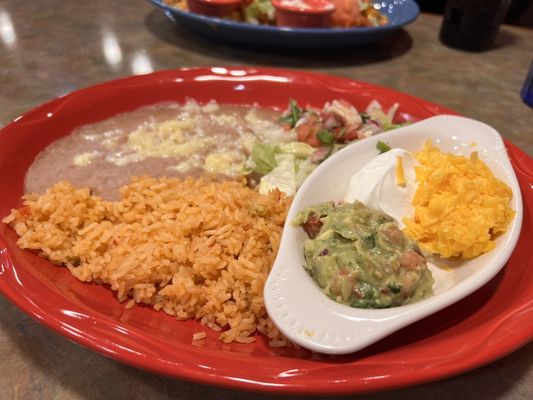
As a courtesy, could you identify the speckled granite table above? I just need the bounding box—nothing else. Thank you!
[0,1,532,399]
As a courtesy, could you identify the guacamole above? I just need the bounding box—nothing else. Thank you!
[294,201,434,308]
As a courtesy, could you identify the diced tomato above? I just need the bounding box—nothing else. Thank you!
[340,128,358,143]
[280,122,292,131]
[296,121,322,147]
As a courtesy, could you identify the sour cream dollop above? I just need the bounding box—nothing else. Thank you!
[344,148,417,227]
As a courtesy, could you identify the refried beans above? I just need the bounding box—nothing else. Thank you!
[25,100,287,200]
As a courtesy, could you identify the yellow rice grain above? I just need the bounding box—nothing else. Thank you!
[192,331,207,341]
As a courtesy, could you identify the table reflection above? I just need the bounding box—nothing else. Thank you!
[0,9,16,49]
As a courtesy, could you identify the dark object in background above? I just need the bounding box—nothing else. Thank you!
[522,60,533,107]
[415,0,533,27]
[414,0,446,14]
[438,0,511,51]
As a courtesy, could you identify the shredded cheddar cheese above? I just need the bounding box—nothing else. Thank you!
[402,141,514,259]
[395,155,406,187]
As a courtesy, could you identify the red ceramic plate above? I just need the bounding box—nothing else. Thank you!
[0,67,532,395]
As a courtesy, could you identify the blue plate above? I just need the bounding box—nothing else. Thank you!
[149,0,420,48]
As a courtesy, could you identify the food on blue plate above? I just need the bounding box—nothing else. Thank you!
[329,0,387,27]
[243,0,277,24]
[294,201,434,308]
[402,141,515,259]
[163,0,388,28]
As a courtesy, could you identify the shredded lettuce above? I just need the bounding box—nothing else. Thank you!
[250,143,280,175]
[258,154,297,196]
[254,142,316,196]
[278,142,315,158]
[248,98,407,195]
[295,158,316,188]
[247,141,315,176]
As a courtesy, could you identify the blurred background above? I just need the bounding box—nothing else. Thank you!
[415,0,533,27]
